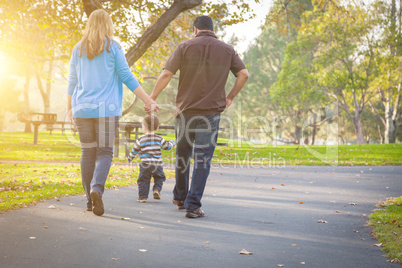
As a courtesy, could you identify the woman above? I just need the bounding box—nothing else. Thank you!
[67,9,158,216]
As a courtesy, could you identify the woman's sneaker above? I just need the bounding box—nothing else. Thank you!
[90,190,104,216]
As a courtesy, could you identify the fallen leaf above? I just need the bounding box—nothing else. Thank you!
[29,237,36,240]
[278,265,285,267]
[281,184,285,186]
[272,187,276,189]
[138,226,145,229]
[139,249,147,252]
[44,226,48,229]
[292,244,296,246]
[48,205,56,209]
[299,202,303,204]
[335,210,342,213]
[111,258,119,261]
[353,229,359,233]
[79,227,87,231]
[317,220,327,223]
[300,262,305,264]
[375,243,383,247]
[70,203,75,206]
[349,203,357,205]
[121,217,130,220]
[205,241,209,244]
[239,249,253,255]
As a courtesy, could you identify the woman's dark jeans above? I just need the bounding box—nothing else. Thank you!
[75,116,119,208]
[174,114,220,212]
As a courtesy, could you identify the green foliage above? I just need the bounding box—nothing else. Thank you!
[369,197,402,264]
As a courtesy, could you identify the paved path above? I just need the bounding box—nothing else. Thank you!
[0,166,401,268]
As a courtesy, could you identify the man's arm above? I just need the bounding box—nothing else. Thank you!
[226,69,249,108]
[150,69,174,100]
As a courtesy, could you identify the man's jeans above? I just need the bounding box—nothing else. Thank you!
[137,163,166,199]
[174,114,220,211]
[75,116,119,208]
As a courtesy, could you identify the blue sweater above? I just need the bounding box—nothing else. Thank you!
[67,40,139,118]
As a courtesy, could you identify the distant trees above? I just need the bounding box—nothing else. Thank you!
[242,0,402,144]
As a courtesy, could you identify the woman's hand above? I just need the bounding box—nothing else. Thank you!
[67,110,75,125]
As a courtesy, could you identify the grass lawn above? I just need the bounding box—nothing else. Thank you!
[369,197,402,264]
[0,162,174,213]
[1,131,401,166]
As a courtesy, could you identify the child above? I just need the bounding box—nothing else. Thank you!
[127,115,175,202]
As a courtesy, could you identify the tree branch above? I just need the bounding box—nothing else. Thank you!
[369,100,386,126]
[125,0,202,67]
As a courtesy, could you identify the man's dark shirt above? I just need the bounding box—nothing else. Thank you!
[164,31,246,115]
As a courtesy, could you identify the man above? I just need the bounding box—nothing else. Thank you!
[149,15,248,218]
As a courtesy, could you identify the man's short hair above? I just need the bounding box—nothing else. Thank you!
[193,15,214,31]
[143,115,159,132]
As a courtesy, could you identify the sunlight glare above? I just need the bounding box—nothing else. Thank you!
[0,51,12,79]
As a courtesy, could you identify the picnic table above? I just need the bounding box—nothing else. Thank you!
[18,112,58,145]
[18,112,76,145]
[114,122,175,158]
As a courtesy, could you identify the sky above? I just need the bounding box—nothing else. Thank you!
[222,0,273,55]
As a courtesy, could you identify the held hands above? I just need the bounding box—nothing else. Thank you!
[144,98,159,115]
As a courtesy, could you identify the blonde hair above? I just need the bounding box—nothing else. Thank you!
[79,9,115,60]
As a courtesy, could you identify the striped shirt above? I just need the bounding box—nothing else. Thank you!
[127,133,175,165]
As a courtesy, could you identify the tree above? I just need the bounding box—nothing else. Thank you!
[0,0,83,131]
[295,3,380,144]
[238,0,314,144]
[369,0,402,143]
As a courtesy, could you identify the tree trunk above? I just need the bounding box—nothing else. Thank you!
[377,125,384,144]
[311,114,317,145]
[353,115,364,144]
[294,125,301,144]
[122,95,137,116]
[35,72,50,114]
[23,69,31,133]
[384,99,394,143]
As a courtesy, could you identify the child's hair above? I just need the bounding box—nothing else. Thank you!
[143,115,159,132]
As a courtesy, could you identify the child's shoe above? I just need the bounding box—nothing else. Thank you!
[153,190,161,200]
[137,198,147,203]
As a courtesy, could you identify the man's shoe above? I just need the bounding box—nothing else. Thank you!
[172,199,185,210]
[153,190,161,200]
[90,190,104,216]
[86,207,92,211]
[186,208,205,218]
[137,198,147,203]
